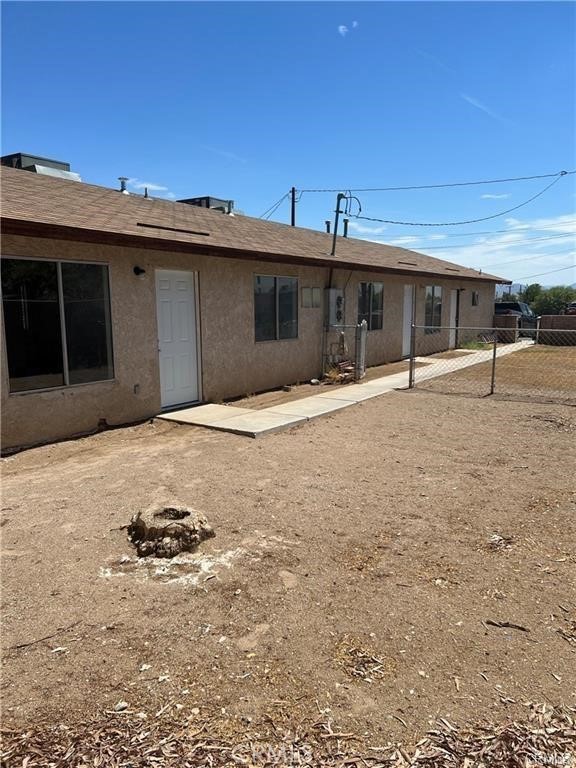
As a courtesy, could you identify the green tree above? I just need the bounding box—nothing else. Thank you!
[532,285,576,315]
[520,283,542,305]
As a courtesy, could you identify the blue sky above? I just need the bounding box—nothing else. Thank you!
[2,1,575,285]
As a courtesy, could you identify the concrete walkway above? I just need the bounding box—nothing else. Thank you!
[157,340,532,438]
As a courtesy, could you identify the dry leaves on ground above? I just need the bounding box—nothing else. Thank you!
[2,702,574,767]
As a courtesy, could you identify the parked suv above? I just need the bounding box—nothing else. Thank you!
[494,301,538,330]
[564,301,576,316]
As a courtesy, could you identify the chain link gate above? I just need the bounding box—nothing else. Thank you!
[323,320,368,383]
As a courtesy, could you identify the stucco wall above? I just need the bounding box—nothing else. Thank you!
[326,271,495,364]
[1,234,497,450]
[1,236,329,449]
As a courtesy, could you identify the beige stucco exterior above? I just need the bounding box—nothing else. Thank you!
[1,234,496,451]
[326,269,495,364]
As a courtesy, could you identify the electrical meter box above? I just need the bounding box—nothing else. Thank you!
[326,288,345,326]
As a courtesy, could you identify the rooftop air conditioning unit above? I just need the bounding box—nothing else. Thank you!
[177,196,234,214]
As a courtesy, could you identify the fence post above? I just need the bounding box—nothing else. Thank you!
[355,320,368,381]
[408,323,416,389]
[490,334,497,395]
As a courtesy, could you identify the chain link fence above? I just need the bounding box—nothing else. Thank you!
[322,321,368,383]
[408,326,576,404]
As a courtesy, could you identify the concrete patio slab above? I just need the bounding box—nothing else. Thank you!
[157,403,251,425]
[156,341,534,438]
[206,410,307,438]
[266,396,353,419]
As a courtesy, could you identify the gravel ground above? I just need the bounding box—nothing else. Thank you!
[1,388,575,749]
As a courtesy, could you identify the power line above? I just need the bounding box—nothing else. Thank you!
[298,170,575,194]
[355,220,576,240]
[419,233,574,250]
[259,193,289,219]
[260,193,289,219]
[515,264,576,281]
[478,246,576,269]
[349,173,569,227]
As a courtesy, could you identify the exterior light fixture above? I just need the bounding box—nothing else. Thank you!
[133,266,146,276]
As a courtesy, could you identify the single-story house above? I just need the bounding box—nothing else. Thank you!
[1,164,506,451]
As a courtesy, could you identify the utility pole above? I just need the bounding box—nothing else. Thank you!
[330,193,346,257]
[290,187,296,226]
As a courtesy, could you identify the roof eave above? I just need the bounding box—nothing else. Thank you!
[0,217,508,284]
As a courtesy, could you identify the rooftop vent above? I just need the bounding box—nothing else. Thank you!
[178,196,234,214]
[1,152,81,181]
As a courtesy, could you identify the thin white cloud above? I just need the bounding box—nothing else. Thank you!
[481,193,511,200]
[352,20,358,28]
[505,214,576,234]
[128,178,169,192]
[416,213,576,283]
[415,48,456,75]
[202,145,248,164]
[347,221,387,235]
[388,236,421,246]
[460,93,507,123]
[338,24,348,37]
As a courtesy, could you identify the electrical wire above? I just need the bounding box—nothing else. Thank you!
[259,192,290,219]
[515,264,576,281]
[477,247,576,269]
[298,170,575,194]
[417,233,575,250]
[357,221,576,240]
[261,193,289,219]
[348,173,569,227]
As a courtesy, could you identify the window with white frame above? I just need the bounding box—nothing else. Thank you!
[425,285,442,332]
[254,275,298,341]
[1,258,114,392]
[357,282,383,330]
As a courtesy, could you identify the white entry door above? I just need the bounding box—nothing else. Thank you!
[155,270,200,408]
[449,289,458,348]
[402,284,414,358]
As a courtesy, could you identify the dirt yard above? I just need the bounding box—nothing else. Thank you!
[1,388,575,760]
[231,359,414,410]
[418,345,576,404]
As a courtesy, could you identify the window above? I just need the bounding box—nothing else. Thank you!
[357,282,383,330]
[425,285,442,332]
[301,287,321,309]
[472,291,479,307]
[1,258,114,392]
[254,275,298,341]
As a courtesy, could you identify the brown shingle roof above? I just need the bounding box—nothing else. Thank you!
[0,167,507,283]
